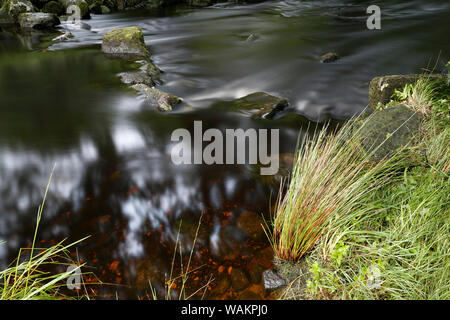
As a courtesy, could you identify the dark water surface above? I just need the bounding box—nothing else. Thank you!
[0,0,449,299]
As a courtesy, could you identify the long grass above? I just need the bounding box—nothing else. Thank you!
[0,169,92,300]
[268,116,403,262]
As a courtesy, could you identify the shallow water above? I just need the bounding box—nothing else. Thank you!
[0,0,449,299]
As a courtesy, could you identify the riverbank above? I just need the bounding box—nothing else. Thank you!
[269,71,449,300]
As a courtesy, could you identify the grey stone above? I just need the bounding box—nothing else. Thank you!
[263,269,286,290]
[0,0,35,24]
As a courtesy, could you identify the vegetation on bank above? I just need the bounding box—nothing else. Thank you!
[271,68,449,300]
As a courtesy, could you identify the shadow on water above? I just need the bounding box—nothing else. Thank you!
[0,0,449,299]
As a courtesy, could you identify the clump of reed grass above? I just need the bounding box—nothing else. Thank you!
[268,117,402,262]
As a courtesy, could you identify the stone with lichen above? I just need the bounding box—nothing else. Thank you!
[102,26,149,60]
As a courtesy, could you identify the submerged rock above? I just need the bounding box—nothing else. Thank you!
[58,0,90,20]
[230,92,289,119]
[18,12,59,29]
[369,74,445,112]
[263,269,286,291]
[237,211,266,242]
[0,0,35,24]
[100,4,110,14]
[246,33,259,42]
[102,26,149,60]
[320,52,340,63]
[359,104,422,161]
[131,84,182,111]
[52,30,73,41]
[230,267,250,291]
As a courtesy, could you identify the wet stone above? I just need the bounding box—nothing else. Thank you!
[249,264,265,284]
[102,26,149,60]
[320,52,340,63]
[239,290,261,300]
[263,269,286,291]
[118,71,155,86]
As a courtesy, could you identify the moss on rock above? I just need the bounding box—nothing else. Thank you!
[102,26,149,60]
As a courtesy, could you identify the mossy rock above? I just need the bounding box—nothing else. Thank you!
[368,74,445,112]
[223,92,289,119]
[320,52,340,63]
[42,1,64,15]
[0,0,35,24]
[102,26,149,60]
[359,104,422,162]
[18,12,59,28]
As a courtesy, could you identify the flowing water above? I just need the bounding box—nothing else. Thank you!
[0,0,449,299]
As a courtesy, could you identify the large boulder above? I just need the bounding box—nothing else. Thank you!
[18,12,59,29]
[131,84,182,111]
[102,26,149,60]
[369,74,445,112]
[0,0,35,24]
[358,104,422,161]
[229,92,289,119]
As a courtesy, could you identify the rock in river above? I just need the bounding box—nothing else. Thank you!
[131,84,182,111]
[102,26,149,60]
[18,12,59,29]
[230,92,289,119]
[263,269,286,291]
[230,267,250,291]
[237,211,266,242]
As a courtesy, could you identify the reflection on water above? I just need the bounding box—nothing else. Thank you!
[0,0,449,299]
